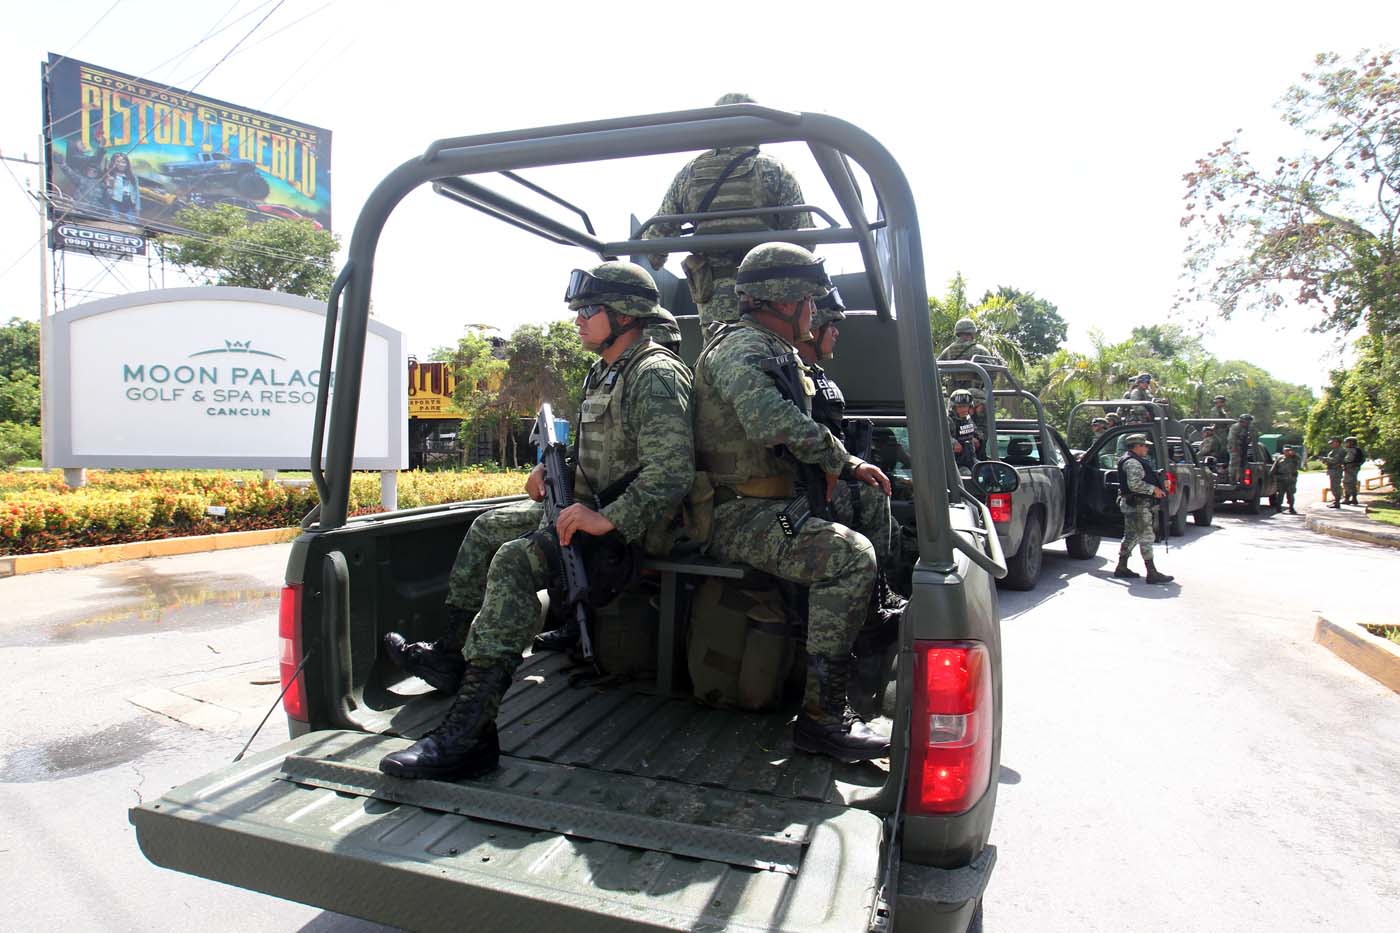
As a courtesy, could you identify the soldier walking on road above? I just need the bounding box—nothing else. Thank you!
[1324,437,1346,508]
[1113,434,1174,585]
[1227,413,1255,485]
[693,242,891,762]
[1272,447,1300,514]
[1342,436,1365,505]
[376,262,695,781]
[642,93,814,334]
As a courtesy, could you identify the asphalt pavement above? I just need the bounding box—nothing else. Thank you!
[0,480,1397,931]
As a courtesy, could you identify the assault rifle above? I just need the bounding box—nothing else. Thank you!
[759,354,833,536]
[530,403,595,662]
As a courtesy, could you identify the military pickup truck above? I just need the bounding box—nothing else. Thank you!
[1071,402,1216,538]
[130,104,1017,932]
[1180,418,1278,514]
[936,360,1100,590]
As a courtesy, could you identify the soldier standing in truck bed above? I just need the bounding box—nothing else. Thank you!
[1227,413,1255,485]
[641,93,813,334]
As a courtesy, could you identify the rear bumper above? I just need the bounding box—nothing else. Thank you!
[895,845,996,932]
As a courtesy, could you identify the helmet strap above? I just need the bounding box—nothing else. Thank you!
[598,310,641,353]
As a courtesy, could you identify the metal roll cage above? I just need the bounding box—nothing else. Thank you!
[310,103,975,575]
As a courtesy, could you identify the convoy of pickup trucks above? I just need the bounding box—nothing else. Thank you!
[128,104,1295,933]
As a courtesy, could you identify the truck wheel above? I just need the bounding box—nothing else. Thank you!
[1169,498,1188,536]
[1002,513,1043,591]
[1245,494,1262,515]
[237,173,271,199]
[1193,496,1214,526]
[1066,531,1099,559]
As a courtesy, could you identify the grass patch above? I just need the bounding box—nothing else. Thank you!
[1363,623,1400,647]
[1366,500,1400,528]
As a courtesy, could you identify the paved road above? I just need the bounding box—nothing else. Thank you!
[1,485,1396,931]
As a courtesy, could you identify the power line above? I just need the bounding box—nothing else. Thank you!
[47,0,127,75]
[182,0,289,98]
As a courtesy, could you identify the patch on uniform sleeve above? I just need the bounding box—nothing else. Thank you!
[646,368,678,400]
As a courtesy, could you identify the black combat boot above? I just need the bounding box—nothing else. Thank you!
[531,617,580,654]
[851,581,903,719]
[382,607,471,693]
[379,656,518,780]
[1144,560,1175,585]
[794,654,891,762]
[1113,557,1140,579]
[873,571,908,617]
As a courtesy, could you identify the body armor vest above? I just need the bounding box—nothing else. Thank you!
[573,341,667,504]
[1115,451,1162,503]
[694,324,815,489]
[687,149,775,237]
[809,366,846,440]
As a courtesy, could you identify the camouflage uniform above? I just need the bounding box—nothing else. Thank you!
[695,320,875,657]
[1322,442,1345,505]
[1272,451,1299,512]
[464,338,694,659]
[1121,382,1153,423]
[1117,454,1158,561]
[1342,441,1364,503]
[643,147,812,332]
[1197,431,1224,461]
[1226,419,1255,485]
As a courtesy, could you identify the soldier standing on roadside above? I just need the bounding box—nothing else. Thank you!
[1113,434,1174,584]
[1342,436,1365,505]
[1324,437,1346,508]
[1227,413,1255,485]
[376,262,695,782]
[1272,447,1300,514]
[693,242,891,762]
[642,93,813,335]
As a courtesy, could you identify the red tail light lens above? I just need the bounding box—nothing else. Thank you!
[278,584,307,722]
[1162,472,1177,495]
[906,641,994,815]
[988,493,1012,523]
[1243,467,1253,487]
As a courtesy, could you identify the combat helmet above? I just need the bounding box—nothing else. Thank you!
[812,286,847,328]
[954,317,977,336]
[1344,435,1357,444]
[565,262,664,319]
[949,389,974,407]
[1213,395,1227,403]
[735,242,832,304]
[644,307,683,354]
[1091,417,1108,427]
[1123,432,1153,448]
[714,92,755,106]
[1134,372,1152,383]
[1239,413,1254,421]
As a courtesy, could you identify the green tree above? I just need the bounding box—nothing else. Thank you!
[929,274,1026,371]
[444,328,510,462]
[0,372,40,424]
[159,204,341,299]
[984,287,1068,363]
[0,318,39,376]
[1180,49,1399,337]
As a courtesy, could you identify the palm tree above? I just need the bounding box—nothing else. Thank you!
[928,273,1027,372]
[1042,329,1135,400]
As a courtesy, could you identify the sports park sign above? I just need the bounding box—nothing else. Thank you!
[45,287,406,469]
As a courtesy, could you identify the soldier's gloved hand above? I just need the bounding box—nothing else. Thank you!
[851,461,891,496]
[525,463,547,501]
[557,503,615,545]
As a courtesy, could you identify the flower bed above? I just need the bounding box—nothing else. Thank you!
[0,469,527,556]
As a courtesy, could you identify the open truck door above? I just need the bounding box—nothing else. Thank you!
[1069,402,1171,544]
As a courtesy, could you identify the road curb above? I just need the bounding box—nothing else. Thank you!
[0,526,300,577]
[1315,616,1400,695]
[1304,512,1400,550]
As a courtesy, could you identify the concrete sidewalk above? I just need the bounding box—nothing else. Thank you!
[1306,490,1400,549]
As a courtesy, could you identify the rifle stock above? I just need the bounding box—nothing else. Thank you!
[530,403,595,662]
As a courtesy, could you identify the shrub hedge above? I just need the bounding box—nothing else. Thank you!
[0,469,528,556]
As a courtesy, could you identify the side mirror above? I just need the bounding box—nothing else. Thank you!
[971,460,1020,494]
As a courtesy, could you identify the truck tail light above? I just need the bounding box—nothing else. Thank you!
[1243,467,1253,487]
[278,584,307,722]
[906,641,994,815]
[988,493,1012,523]
[1162,471,1177,495]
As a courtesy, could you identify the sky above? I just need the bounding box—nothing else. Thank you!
[2,0,1397,393]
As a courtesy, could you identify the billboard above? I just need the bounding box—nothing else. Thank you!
[408,359,468,419]
[45,287,404,470]
[42,54,332,233]
[50,220,147,258]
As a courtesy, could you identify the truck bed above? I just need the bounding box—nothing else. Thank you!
[131,651,889,932]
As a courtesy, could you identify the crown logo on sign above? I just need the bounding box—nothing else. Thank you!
[225,340,251,350]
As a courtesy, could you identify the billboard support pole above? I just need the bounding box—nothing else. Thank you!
[37,132,53,471]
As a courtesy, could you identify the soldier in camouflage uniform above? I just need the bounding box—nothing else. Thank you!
[1324,437,1346,508]
[1342,436,1364,504]
[378,262,694,781]
[938,318,995,392]
[947,390,981,469]
[642,93,813,334]
[693,242,891,762]
[644,306,683,356]
[1120,373,1154,423]
[1196,425,1224,462]
[1113,434,1174,584]
[1226,413,1255,485]
[1211,395,1230,418]
[1272,447,1300,514]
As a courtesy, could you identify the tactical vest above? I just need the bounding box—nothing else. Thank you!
[687,149,773,237]
[809,366,846,439]
[1115,451,1161,503]
[573,340,669,504]
[693,323,814,490]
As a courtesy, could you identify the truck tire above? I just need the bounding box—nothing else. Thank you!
[1066,531,1099,559]
[237,173,271,199]
[1193,495,1214,526]
[1169,497,1188,536]
[1002,512,1043,591]
[1245,494,1262,515]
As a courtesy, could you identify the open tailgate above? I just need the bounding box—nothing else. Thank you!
[131,730,884,932]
